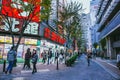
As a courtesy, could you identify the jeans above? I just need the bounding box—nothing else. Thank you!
[6,61,14,73]
[32,63,37,73]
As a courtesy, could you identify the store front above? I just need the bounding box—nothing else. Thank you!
[0,35,39,60]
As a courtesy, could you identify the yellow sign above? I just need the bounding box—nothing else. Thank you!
[25,39,37,45]
[25,39,31,45]
[0,55,2,59]
[5,37,12,43]
[31,39,37,45]
[0,36,4,42]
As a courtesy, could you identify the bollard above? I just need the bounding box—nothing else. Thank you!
[3,60,6,72]
[56,57,59,70]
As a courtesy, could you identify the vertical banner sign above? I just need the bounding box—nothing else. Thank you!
[1,0,41,22]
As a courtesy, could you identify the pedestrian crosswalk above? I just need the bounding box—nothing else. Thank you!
[21,69,50,73]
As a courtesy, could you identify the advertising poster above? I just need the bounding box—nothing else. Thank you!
[25,39,31,45]
[31,39,37,45]
[5,36,12,44]
[4,44,12,59]
[17,45,24,58]
[0,36,5,43]
[0,44,4,59]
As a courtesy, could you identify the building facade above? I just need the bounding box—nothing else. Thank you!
[81,13,92,51]
[96,0,120,59]
[0,0,66,60]
[90,0,100,45]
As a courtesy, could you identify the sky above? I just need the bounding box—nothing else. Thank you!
[66,0,90,14]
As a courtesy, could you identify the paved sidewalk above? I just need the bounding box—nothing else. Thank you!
[0,54,116,80]
[0,62,67,75]
[93,58,120,79]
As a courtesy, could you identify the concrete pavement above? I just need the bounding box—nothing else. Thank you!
[0,54,118,80]
[93,58,120,79]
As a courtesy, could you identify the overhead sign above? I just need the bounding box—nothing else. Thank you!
[0,18,39,35]
[1,0,41,22]
[44,27,66,45]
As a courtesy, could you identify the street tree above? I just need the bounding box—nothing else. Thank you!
[58,1,83,50]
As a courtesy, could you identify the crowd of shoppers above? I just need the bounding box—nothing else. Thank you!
[5,47,66,74]
[5,46,39,74]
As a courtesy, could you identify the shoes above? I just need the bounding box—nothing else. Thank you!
[32,70,37,74]
[5,71,7,74]
[35,70,37,72]
[9,71,12,74]
[32,72,34,74]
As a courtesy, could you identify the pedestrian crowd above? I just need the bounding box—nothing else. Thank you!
[5,47,65,74]
[5,46,39,74]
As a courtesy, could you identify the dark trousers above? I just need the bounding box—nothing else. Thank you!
[42,58,46,64]
[32,63,37,73]
[23,59,31,69]
[6,61,14,73]
[87,58,90,66]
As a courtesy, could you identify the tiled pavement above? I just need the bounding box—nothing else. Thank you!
[93,58,120,79]
[0,62,67,75]
[0,55,119,80]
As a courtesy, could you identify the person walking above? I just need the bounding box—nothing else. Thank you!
[42,50,47,64]
[23,48,31,70]
[5,46,16,74]
[87,51,92,66]
[47,48,52,64]
[31,49,38,74]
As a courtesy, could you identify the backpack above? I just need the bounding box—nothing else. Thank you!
[32,54,38,63]
[7,50,15,61]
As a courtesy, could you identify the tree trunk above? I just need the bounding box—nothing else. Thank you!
[15,25,26,51]
[11,34,15,47]
[15,33,23,51]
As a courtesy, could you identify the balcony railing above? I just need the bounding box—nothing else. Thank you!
[99,11,120,41]
[99,0,120,28]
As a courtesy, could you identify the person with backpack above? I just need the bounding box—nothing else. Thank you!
[31,49,38,74]
[5,46,16,74]
[23,48,31,70]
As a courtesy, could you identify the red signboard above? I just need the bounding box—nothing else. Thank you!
[51,32,57,41]
[44,27,66,45]
[1,0,41,22]
[44,28,50,39]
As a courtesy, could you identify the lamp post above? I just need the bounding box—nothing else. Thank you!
[56,52,59,70]
[56,46,59,70]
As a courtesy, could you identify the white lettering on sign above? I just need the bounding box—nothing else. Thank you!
[1,18,19,32]
[24,22,38,35]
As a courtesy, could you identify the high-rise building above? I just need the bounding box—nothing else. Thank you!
[81,13,92,51]
[90,0,100,45]
[96,0,120,59]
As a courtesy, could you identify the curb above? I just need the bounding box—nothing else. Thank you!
[93,59,120,79]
